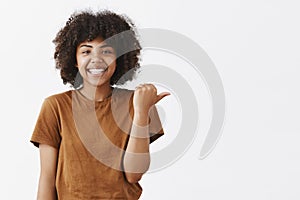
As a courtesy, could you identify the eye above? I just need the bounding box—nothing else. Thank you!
[102,49,113,54]
[82,50,91,55]
[101,46,115,55]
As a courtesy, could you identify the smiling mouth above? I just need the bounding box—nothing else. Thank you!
[87,68,108,75]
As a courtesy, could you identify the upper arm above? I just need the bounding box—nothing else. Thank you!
[36,144,58,200]
[39,144,58,183]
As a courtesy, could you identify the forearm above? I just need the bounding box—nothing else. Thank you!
[123,112,151,183]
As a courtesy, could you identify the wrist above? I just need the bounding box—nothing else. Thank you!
[133,116,149,127]
[133,110,149,124]
[130,123,150,139]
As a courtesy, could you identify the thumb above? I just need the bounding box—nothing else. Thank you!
[155,92,171,104]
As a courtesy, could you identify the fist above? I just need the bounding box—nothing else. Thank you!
[133,83,170,114]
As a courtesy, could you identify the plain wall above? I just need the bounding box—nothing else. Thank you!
[0,0,299,199]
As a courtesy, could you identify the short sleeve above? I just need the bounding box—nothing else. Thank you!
[30,98,61,149]
[148,105,164,144]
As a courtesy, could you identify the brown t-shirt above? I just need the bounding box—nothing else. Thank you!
[30,88,164,200]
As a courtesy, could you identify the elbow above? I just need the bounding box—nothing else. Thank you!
[125,173,143,184]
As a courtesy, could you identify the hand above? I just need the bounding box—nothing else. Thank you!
[133,83,170,115]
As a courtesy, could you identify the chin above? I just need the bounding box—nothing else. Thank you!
[87,80,110,88]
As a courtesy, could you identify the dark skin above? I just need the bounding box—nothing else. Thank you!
[53,10,141,87]
[37,37,170,199]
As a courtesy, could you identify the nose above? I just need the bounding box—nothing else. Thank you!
[90,49,104,63]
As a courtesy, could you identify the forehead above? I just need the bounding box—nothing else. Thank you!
[78,36,109,47]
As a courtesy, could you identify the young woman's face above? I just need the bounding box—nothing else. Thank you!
[76,37,117,88]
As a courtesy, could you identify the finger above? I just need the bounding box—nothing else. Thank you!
[135,84,144,89]
[155,92,171,104]
[136,82,147,86]
[148,84,157,92]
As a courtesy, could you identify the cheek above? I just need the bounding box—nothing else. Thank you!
[77,56,91,68]
[104,56,117,66]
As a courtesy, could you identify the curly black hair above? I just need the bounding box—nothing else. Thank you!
[53,10,141,88]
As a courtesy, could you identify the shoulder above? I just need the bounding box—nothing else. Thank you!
[44,90,73,106]
[111,87,135,110]
[112,87,134,99]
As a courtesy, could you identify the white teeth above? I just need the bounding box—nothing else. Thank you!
[88,68,106,74]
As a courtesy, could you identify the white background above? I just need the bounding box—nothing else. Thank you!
[0,0,299,199]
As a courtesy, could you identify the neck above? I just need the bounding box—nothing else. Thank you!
[78,82,113,101]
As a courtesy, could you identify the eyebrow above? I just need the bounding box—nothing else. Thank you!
[79,44,92,48]
[79,44,112,48]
